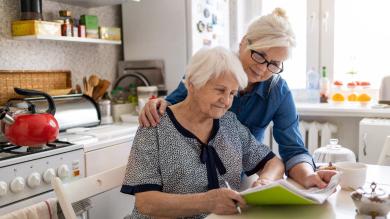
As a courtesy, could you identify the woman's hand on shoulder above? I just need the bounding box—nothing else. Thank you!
[205,188,246,215]
[138,98,169,127]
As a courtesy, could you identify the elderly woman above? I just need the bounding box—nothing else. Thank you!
[121,47,284,218]
[138,8,336,189]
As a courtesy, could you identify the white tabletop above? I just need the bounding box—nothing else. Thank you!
[206,165,390,219]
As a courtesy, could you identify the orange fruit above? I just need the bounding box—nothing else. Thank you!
[332,93,345,102]
[357,93,371,102]
[348,93,357,101]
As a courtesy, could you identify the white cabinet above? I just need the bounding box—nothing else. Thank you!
[359,118,390,164]
[49,0,129,8]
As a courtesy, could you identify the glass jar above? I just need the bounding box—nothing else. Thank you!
[137,86,158,111]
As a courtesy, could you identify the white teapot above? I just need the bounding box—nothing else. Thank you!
[313,139,356,163]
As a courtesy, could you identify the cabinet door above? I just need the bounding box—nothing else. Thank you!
[85,141,135,219]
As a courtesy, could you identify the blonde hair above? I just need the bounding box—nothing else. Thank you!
[246,8,296,54]
[183,47,248,90]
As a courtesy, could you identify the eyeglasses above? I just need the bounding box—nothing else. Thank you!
[250,50,284,74]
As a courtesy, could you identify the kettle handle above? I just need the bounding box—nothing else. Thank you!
[14,88,56,115]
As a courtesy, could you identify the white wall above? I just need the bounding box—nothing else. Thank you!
[122,0,188,92]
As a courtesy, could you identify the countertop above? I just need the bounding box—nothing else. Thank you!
[206,164,390,219]
[296,103,390,117]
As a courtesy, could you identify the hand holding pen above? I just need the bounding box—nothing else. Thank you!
[224,180,242,214]
[205,182,245,215]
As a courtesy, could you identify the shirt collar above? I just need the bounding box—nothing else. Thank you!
[249,75,278,99]
[166,107,220,144]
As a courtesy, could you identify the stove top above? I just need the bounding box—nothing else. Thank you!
[0,140,73,162]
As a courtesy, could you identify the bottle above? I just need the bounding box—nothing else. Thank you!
[305,67,320,103]
[61,18,73,36]
[319,66,330,103]
[306,67,320,89]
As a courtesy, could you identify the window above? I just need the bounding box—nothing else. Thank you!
[235,0,387,90]
[262,0,307,89]
[333,0,390,88]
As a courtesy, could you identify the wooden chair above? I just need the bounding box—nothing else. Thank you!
[378,136,390,165]
[52,165,126,219]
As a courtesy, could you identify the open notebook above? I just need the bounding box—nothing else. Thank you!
[240,173,340,205]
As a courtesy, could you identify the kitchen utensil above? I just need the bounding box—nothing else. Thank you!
[313,138,356,163]
[335,162,367,190]
[93,80,111,101]
[0,88,59,147]
[83,76,90,96]
[88,74,100,95]
[351,182,390,217]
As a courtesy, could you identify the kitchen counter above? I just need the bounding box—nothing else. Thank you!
[207,164,390,219]
[296,103,390,118]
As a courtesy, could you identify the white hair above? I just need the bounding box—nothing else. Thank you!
[246,8,296,55]
[183,47,248,89]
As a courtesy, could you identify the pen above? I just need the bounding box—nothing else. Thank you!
[224,180,242,214]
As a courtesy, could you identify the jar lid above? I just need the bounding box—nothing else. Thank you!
[137,86,158,92]
[352,182,389,201]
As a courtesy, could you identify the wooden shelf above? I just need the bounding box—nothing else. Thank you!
[13,35,122,45]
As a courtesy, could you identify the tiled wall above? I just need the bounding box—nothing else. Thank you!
[0,0,123,90]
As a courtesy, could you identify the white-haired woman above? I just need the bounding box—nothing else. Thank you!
[121,47,284,218]
[138,8,336,189]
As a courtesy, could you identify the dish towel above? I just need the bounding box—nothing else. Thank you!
[0,198,58,219]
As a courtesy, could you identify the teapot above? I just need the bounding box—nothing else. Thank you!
[0,88,59,147]
[351,182,390,217]
[313,138,356,163]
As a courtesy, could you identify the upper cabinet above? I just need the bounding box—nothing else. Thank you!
[48,0,130,8]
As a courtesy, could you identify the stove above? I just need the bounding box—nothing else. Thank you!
[0,139,84,214]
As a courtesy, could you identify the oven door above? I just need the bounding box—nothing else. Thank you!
[85,141,134,219]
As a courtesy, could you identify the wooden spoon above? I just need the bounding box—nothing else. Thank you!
[94,80,111,101]
[88,74,100,97]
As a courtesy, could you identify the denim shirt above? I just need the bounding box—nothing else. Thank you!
[166,76,315,172]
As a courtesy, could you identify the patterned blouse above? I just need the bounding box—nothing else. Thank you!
[121,107,275,219]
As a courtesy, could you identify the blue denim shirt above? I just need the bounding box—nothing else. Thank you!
[166,76,315,172]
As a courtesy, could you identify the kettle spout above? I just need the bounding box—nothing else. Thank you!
[0,110,15,125]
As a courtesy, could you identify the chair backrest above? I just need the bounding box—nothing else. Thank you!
[378,136,390,165]
[52,165,126,219]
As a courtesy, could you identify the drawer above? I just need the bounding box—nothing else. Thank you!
[85,141,132,176]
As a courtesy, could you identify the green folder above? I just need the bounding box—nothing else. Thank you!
[241,184,317,205]
[240,174,340,206]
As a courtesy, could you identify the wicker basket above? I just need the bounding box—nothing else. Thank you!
[0,70,72,106]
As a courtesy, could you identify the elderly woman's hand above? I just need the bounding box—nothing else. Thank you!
[205,188,246,215]
[138,98,170,127]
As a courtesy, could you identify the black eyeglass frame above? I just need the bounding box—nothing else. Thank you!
[250,50,284,74]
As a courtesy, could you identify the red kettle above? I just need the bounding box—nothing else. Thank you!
[0,88,59,147]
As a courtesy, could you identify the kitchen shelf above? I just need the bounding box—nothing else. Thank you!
[13,35,122,45]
